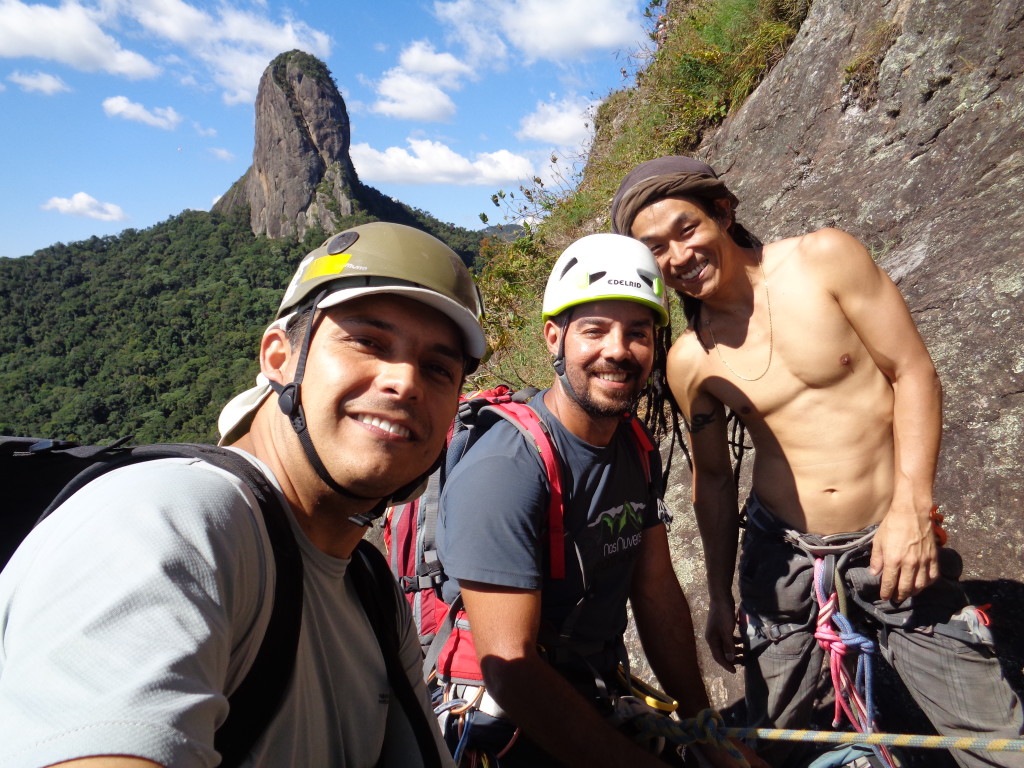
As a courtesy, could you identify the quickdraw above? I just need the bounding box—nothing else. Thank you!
[433,681,519,767]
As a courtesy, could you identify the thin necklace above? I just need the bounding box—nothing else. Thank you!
[704,254,773,382]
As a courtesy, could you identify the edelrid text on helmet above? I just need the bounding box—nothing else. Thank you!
[542,233,669,327]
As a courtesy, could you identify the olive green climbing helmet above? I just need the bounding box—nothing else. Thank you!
[277,221,487,362]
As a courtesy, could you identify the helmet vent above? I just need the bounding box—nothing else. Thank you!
[637,269,657,288]
[589,271,607,284]
[558,256,578,279]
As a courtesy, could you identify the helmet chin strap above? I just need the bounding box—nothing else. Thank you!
[552,316,588,411]
[268,290,438,528]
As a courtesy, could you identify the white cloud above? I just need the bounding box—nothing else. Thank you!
[209,147,234,161]
[433,0,509,68]
[517,95,597,146]
[42,192,128,221]
[351,138,534,185]
[371,40,473,122]
[434,0,645,65]
[0,0,331,103]
[398,40,472,87]
[499,0,646,62]
[193,122,217,137]
[122,2,332,104]
[372,70,457,121]
[7,70,71,94]
[103,95,182,130]
[0,0,159,78]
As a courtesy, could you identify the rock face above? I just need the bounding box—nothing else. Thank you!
[213,50,359,240]
[701,0,1023,559]
[627,0,1024,737]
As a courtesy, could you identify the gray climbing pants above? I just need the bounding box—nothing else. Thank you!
[739,493,1024,768]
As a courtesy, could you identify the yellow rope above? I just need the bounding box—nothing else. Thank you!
[633,709,1024,754]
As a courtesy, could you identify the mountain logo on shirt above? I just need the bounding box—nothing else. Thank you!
[591,501,646,534]
[591,501,646,556]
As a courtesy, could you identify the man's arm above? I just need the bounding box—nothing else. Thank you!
[807,228,943,602]
[460,581,669,768]
[667,343,741,671]
[630,526,767,768]
[630,524,710,715]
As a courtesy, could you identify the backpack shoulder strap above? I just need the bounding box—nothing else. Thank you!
[350,540,444,768]
[624,415,656,485]
[171,446,304,768]
[9,440,303,767]
[480,401,567,579]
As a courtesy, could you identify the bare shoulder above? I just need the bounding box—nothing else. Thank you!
[799,226,862,248]
[771,227,880,292]
[666,327,706,381]
[794,227,872,267]
[665,328,714,413]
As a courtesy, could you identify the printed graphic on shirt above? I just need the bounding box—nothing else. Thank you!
[590,501,647,556]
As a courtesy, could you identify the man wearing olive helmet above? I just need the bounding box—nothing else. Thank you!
[0,222,481,768]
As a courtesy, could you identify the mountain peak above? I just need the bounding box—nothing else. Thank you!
[213,50,359,240]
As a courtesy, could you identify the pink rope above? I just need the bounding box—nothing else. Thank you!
[813,559,897,767]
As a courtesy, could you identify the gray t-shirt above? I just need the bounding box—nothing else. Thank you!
[438,392,663,646]
[0,452,452,768]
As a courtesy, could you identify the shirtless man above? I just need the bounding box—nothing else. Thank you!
[611,155,1024,768]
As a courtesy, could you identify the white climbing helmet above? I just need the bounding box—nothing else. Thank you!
[541,233,669,326]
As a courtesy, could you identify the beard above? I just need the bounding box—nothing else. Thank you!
[564,361,644,419]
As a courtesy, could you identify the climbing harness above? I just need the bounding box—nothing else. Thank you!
[433,680,520,766]
[661,507,1023,766]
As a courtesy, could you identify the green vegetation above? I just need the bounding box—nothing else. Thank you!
[470,0,810,391]
[0,207,302,443]
[842,22,900,109]
[0,204,480,445]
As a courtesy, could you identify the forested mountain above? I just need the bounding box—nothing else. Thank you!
[1,208,300,443]
[0,203,480,444]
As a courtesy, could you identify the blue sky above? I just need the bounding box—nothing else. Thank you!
[0,0,659,259]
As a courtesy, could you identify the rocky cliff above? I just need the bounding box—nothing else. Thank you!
[213,50,481,262]
[214,51,358,240]
[613,0,1023,736]
[701,0,1024,566]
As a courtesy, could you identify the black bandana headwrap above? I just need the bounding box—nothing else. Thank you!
[610,156,739,236]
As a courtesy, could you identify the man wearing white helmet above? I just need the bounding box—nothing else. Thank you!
[0,222,484,768]
[437,234,764,768]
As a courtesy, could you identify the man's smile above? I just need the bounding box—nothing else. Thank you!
[354,413,413,439]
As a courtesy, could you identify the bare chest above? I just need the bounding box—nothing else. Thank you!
[696,281,876,421]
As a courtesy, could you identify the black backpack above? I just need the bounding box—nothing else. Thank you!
[0,436,443,768]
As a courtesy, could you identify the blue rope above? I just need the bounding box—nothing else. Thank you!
[452,707,476,764]
[832,610,877,728]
